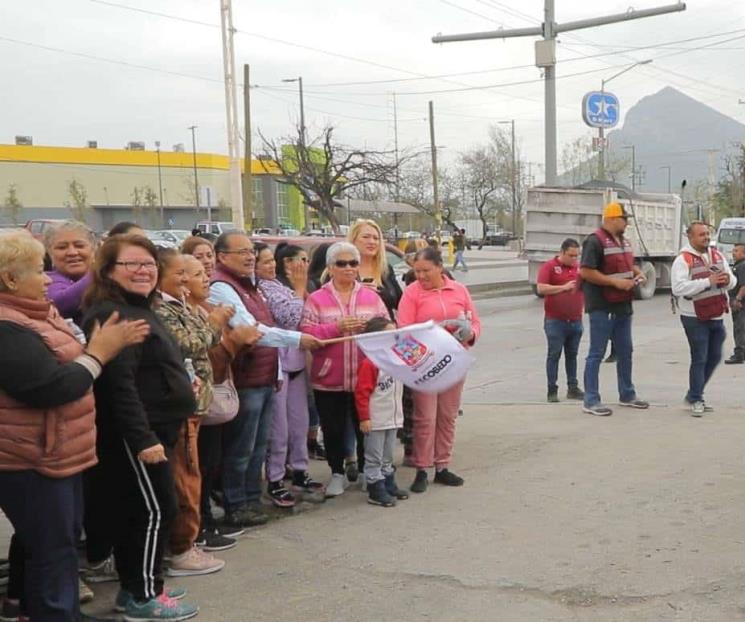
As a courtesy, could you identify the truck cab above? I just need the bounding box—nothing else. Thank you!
[714,218,745,263]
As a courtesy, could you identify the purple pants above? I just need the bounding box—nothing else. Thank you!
[266,369,311,483]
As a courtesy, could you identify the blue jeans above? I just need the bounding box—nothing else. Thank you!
[222,385,274,512]
[544,318,583,392]
[583,311,637,407]
[452,250,468,270]
[680,315,726,403]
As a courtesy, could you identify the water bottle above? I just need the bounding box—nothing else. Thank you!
[184,358,196,383]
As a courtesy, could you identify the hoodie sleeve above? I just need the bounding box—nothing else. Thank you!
[354,358,378,423]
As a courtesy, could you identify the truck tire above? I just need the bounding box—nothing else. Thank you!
[634,261,657,300]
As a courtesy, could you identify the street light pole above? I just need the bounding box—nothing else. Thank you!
[155,141,164,226]
[429,100,440,241]
[597,60,652,180]
[623,145,636,191]
[188,125,200,211]
[282,76,308,230]
[660,165,672,193]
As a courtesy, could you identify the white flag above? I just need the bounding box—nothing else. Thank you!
[356,320,475,394]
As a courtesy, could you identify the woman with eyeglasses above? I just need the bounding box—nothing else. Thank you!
[254,243,324,506]
[82,234,199,621]
[301,242,389,497]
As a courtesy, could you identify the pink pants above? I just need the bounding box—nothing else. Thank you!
[412,380,465,469]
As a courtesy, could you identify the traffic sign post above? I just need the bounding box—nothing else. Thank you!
[582,91,620,129]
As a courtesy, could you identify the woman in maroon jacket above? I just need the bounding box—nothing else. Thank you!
[0,230,147,622]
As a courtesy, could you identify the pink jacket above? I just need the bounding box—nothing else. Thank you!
[301,281,389,392]
[397,277,481,346]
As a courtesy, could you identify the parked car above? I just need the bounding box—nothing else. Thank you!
[25,219,66,241]
[143,230,178,250]
[194,221,240,236]
[156,229,191,246]
[484,229,512,246]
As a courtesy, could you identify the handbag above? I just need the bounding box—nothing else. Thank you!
[203,367,239,426]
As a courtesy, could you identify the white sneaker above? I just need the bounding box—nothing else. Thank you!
[325,473,346,497]
[691,401,705,417]
[166,546,225,577]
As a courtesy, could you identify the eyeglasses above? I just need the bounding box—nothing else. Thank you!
[115,261,158,273]
[334,259,360,268]
[221,248,255,256]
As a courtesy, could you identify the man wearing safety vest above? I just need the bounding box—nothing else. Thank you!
[671,221,736,416]
[579,202,650,416]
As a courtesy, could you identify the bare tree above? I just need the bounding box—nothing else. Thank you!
[397,155,461,231]
[65,180,89,223]
[3,184,23,224]
[459,146,501,245]
[131,187,144,224]
[259,124,404,232]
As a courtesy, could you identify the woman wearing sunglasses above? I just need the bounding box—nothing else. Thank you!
[301,242,389,497]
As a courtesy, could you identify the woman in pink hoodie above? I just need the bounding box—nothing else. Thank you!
[397,246,481,493]
[300,242,389,497]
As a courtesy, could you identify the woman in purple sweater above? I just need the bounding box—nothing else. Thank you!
[45,221,95,325]
[256,243,324,507]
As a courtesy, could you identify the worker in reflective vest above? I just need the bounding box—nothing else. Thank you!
[579,202,649,417]
[671,221,736,417]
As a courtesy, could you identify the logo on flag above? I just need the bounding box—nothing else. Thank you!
[391,334,428,367]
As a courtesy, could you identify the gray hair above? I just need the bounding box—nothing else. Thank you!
[44,220,95,250]
[326,242,360,267]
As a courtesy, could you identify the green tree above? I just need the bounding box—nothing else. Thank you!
[64,179,89,222]
[142,186,159,228]
[130,186,144,224]
[3,184,23,224]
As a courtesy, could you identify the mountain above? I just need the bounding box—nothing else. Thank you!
[604,87,745,192]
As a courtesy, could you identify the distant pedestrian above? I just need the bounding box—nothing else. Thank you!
[452,229,469,271]
[724,243,745,364]
[671,221,735,416]
[536,238,584,403]
[580,203,649,416]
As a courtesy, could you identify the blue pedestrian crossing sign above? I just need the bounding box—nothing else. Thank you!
[582,91,620,129]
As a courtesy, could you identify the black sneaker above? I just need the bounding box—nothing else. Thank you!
[582,404,613,416]
[224,506,269,528]
[196,528,237,552]
[410,470,428,493]
[725,356,744,365]
[214,522,244,538]
[267,481,296,508]
[434,469,464,487]
[384,473,409,500]
[307,439,326,460]
[345,461,359,483]
[547,391,559,403]
[367,480,396,507]
[291,471,325,493]
[619,398,649,409]
[566,386,585,400]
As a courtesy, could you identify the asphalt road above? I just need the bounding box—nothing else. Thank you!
[16,293,745,621]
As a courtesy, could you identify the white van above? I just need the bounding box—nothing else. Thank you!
[714,218,745,262]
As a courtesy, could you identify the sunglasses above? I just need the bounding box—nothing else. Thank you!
[334,259,360,268]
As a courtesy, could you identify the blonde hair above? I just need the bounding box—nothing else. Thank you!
[0,230,45,292]
[347,219,387,285]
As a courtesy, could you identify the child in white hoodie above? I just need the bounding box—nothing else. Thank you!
[354,317,409,507]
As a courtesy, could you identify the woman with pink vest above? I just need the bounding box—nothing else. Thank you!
[397,247,481,494]
[0,231,148,622]
[301,242,389,497]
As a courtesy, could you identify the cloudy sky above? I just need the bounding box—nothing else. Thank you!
[3,0,744,179]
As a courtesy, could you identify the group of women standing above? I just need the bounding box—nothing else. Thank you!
[0,217,480,622]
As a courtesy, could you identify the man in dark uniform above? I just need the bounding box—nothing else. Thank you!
[725,243,745,364]
[579,202,649,417]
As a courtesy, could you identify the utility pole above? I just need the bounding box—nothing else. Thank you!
[392,92,400,238]
[432,1,686,186]
[188,125,200,211]
[282,76,308,230]
[242,64,253,231]
[499,120,517,234]
[597,60,652,180]
[220,0,244,229]
[428,100,440,240]
[623,145,636,191]
[660,165,672,193]
[155,141,164,226]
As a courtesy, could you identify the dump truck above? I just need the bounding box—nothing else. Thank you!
[524,184,684,300]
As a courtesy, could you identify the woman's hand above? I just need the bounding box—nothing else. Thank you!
[359,420,371,434]
[288,260,308,297]
[138,443,167,464]
[337,317,366,335]
[442,319,473,344]
[208,304,235,330]
[86,312,150,364]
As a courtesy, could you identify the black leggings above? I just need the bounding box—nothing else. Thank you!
[313,391,364,475]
